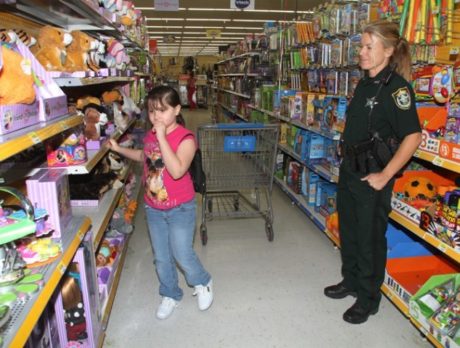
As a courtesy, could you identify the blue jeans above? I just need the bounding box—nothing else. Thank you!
[145,199,211,301]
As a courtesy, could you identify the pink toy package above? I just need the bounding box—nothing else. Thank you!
[26,168,72,238]
[45,126,87,167]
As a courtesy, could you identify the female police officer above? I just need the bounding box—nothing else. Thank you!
[324,21,422,324]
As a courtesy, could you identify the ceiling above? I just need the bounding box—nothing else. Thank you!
[132,0,324,57]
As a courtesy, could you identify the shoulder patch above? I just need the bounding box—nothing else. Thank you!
[392,87,411,110]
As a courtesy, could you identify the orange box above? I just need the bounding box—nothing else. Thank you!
[387,255,459,296]
[439,140,460,162]
[394,170,455,193]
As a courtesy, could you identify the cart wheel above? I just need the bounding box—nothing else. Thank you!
[233,197,239,211]
[265,222,274,242]
[200,224,208,245]
[207,199,213,213]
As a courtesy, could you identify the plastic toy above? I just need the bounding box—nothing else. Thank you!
[403,176,437,201]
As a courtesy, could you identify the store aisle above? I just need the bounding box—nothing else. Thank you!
[104,109,430,348]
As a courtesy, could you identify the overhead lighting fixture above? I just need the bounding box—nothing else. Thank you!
[146,18,184,21]
[224,26,263,30]
[221,32,262,35]
[232,19,270,23]
[147,25,183,29]
[184,26,224,29]
[186,18,229,21]
[147,31,183,34]
[188,8,236,11]
[137,7,186,10]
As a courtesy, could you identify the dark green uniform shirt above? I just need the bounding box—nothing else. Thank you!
[343,65,421,146]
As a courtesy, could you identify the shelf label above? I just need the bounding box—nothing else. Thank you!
[413,150,421,158]
[78,230,85,241]
[438,242,448,253]
[58,261,66,275]
[432,156,444,167]
[391,198,421,224]
[60,121,70,131]
[28,132,41,144]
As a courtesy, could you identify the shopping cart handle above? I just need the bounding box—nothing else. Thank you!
[216,123,266,129]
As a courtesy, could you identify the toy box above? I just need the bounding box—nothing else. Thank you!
[273,89,296,113]
[53,237,101,348]
[318,182,337,217]
[25,303,61,348]
[287,161,303,194]
[45,126,87,167]
[303,133,325,164]
[305,93,316,125]
[26,168,72,238]
[14,40,68,122]
[409,274,460,347]
[301,169,321,206]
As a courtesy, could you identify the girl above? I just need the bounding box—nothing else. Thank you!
[107,85,213,320]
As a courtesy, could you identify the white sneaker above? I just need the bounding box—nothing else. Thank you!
[193,280,213,311]
[156,297,178,320]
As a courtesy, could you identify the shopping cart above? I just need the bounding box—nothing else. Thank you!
[197,123,279,245]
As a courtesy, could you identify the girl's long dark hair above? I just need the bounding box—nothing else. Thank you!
[146,85,185,125]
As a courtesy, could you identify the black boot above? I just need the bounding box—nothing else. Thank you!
[343,301,378,324]
[324,281,357,299]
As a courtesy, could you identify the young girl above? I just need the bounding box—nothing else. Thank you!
[107,85,213,320]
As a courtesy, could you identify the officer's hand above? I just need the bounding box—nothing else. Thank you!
[361,172,391,191]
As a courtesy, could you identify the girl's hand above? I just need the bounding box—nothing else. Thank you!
[106,138,120,152]
[153,121,166,139]
[361,172,391,191]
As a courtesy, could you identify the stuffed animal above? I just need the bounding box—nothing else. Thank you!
[106,38,129,70]
[64,31,99,72]
[96,240,111,266]
[110,207,133,234]
[113,102,130,130]
[0,45,36,105]
[30,25,73,71]
[0,29,36,47]
[76,95,101,110]
[82,103,108,140]
[102,89,123,105]
[124,200,137,225]
[87,39,105,71]
[99,0,123,13]
[119,89,141,116]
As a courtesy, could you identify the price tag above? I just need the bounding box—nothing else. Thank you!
[391,198,421,224]
[438,242,448,253]
[78,230,85,241]
[413,150,420,158]
[58,261,66,275]
[60,121,70,131]
[28,132,41,144]
[432,156,444,167]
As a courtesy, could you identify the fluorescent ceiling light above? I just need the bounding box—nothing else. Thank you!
[186,18,229,21]
[148,31,183,34]
[137,7,186,10]
[147,25,183,28]
[221,32,262,35]
[224,26,263,30]
[146,18,184,21]
[188,8,236,11]
[184,26,224,29]
[232,19,270,22]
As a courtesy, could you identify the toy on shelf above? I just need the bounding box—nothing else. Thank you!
[30,25,73,71]
[64,31,99,72]
[45,126,87,167]
[82,103,109,141]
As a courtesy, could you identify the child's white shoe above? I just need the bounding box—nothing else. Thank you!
[193,279,213,311]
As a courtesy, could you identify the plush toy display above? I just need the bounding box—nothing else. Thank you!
[0,29,36,47]
[119,89,140,116]
[109,207,133,234]
[0,45,36,105]
[30,25,73,71]
[82,103,108,140]
[102,89,123,105]
[76,95,101,111]
[105,38,129,70]
[113,102,129,130]
[64,31,99,72]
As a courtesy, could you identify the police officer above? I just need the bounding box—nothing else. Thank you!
[324,21,422,324]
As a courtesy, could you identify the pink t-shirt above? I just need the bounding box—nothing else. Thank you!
[143,125,195,210]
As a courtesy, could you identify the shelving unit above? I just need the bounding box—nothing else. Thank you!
[4,217,91,348]
[0,2,149,345]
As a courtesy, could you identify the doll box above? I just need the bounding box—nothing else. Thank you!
[26,168,72,238]
[0,100,40,135]
[39,95,68,122]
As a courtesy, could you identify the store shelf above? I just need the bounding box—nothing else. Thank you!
[248,104,280,118]
[217,52,260,64]
[277,143,339,183]
[97,236,130,348]
[55,76,135,87]
[389,197,460,263]
[381,283,410,317]
[409,317,444,348]
[216,88,251,99]
[274,177,326,232]
[217,73,259,77]
[414,148,460,174]
[4,216,91,348]
[218,103,248,122]
[0,114,83,162]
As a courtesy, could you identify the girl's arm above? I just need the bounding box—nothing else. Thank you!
[106,138,144,162]
[157,136,196,179]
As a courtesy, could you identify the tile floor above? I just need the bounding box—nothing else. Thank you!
[104,108,431,348]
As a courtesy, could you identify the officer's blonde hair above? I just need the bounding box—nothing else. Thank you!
[363,20,412,82]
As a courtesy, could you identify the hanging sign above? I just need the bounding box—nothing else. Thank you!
[206,29,221,38]
[154,0,179,11]
[230,0,254,10]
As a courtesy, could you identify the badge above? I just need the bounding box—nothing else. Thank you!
[392,87,411,110]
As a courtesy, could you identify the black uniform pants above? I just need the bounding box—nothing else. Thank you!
[337,161,394,311]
